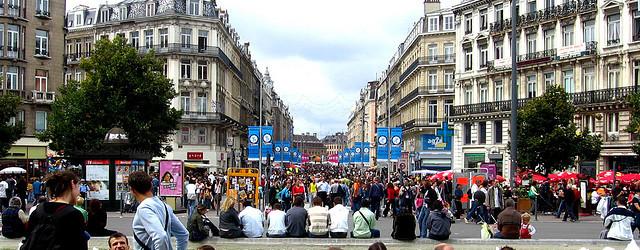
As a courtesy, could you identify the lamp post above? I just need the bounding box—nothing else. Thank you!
[509,0,519,188]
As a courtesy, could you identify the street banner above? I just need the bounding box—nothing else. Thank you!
[248,126,260,161]
[292,148,299,164]
[356,142,365,164]
[302,153,310,164]
[350,147,357,165]
[377,128,389,162]
[328,154,339,164]
[261,126,273,161]
[363,142,370,165]
[159,160,183,197]
[344,148,351,164]
[338,152,344,164]
[391,127,402,162]
[273,141,282,163]
[283,141,291,163]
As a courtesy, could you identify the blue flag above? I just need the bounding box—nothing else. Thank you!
[390,127,402,162]
[248,126,260,161]
[377,128,389,162]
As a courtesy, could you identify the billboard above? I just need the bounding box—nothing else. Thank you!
[159,160,183,197]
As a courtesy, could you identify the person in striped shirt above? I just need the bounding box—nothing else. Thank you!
[307,197,330,238]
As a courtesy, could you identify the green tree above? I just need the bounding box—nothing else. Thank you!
[515,85,602,174]
[0,94,23,157]
[38,36,181,157]
[626,92,640,155]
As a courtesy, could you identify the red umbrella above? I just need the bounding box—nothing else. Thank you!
[597,170,624,184]
[557,171,578,181]
[548,173,560,182]
[620,173,640,184]
[496,175,506,183]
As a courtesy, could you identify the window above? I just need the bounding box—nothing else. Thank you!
[181,127,190,144]
[197,61,208,80]
[465,13,472,34]
[428,17,439,32]
[7,25,19,58]
[464,48,473,71]
[444,43,454,62]
[563,69,574,93]
[545,0,555,8]
[465,87,473,104]
[6,66,18,90]
[189,0,199,15]
[608,65,620,89]
[480,9,487,30]
[495,4,504,21]
[494,40,503,60]
[144,29,153,49]
[584,115,595,133]
[563,25,574,46]
[197,128,207,144]
[608,113,619,133]
[35,30,48,56]
[528,0,537,13]
[428,44,438,62]
[0,25,3,57]
[163,59,167,76]
[526,33,536,54]
[544,29,555,51]
[130,31,139,48]
[35,111,47,132]
[428,70,437,92]
[479,122,486,144]
[198,30,208,51]
[8,110,24,126]
[160,28,168,48]
[544,72,555,88]
[494,120,503,143]
[444,70,454,90]
[74,13,82,25]
[495,81,503,101]
[635,10,640,41]
[479,83,488,103]
[75,71,82,81]
[464,123,472,145]
[527,75,537,98]
[444,100,453,118]
[428,100,438,124]
[196,92,207,113]
[444,15,454,30]
[181,28,192,48]
[120,6,127,20]
[583,67,594,91]
[181,60,191,79]
[146,3,155,16]
[36,0,49,15]
[608,14,620,45]
[181,92,191,112]
[479,45,488,68]
[583,20,595,44]
[35,70,47,92]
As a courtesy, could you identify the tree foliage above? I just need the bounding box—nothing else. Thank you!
[0,94,23,157]
[515,85,602,174]
[38,37,181,157]
[626,92,640,156]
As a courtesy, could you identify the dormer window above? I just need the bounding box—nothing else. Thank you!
[188,0,199,15]
[75,13,83,26]
[119,6,127,20]
[100,9,110,23]
[146,3,155,17]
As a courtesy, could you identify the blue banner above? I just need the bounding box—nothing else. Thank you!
[291,148,299,164]
[338,152,344,164]
[350,147,357,165]
[283,141,291,163]
[390,127,402,162]
[248,126,260,161]
[422,134,451,151]
[273,141,282,163]
[344,148,351,164]
[363,142,370,165]
[377,128,389,162]
[354,142,362,164]
[261,126,273,161]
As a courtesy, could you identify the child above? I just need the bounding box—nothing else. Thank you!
[519,212,536,239]
[415,192,424,213]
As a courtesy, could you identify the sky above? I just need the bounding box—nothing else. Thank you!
[66,0,459,138]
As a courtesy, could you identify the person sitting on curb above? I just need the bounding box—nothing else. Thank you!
[352,198,379,238]
[219,197,244,239]
[519,213,536,239]
[238,200,264,238]
[286,196,308,237]
[603,195,635,241]
[266,203,287,237]
[328,197,350,238]
[493,199,521,239]
[2,197,28,239]
[307,196,330,238]
[391,206,416,241]
[188,205,213,242]
[425,201,451,241]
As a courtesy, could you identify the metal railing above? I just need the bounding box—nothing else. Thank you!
[607,38,620,46]
[136,43,243,78]
[517,48,557,63]
[64,52,91,64]
[35,9,50,17]
[399,55,455,83]
[397,85,454,106]
[181,111,222,122]
[402,118,447,131]
[489,0,596,33]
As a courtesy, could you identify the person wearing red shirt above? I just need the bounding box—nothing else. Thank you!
[292,179,306,202]
[384,182,396,217]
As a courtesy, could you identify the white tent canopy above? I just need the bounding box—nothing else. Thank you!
[0,167,26,174]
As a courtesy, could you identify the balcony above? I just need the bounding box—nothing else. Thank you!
[5,4,26,19]
[398,85,454,107]
[34,49,50,59]
[64,52,91,65]
[399,55,455,83]
[31,90,55,104]
[489,0,596,34]
[489,42,596,72]
[517,48,556,66]
[607,38,620,46]
[137,43,243,78]
[1,46,25,61]
[453,99,529,116]
[402,118,446,131]
[34,9,50,19]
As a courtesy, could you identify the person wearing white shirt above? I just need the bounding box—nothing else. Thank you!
[266,203,287,237]
[0,179,7,210]
[238,200,264,238]
[328,197,349,238]
[185,181,197,218]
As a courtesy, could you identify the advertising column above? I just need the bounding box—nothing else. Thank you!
[85,160,110,201]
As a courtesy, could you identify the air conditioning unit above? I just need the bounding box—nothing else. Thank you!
[608,132,619,141]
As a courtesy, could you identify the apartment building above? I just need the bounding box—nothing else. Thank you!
[65,1,293,168]
[322,132,348,156]
[375,0,456,172]
[451,0,639,177]
[0,0,65,173]
[346,81,377,165]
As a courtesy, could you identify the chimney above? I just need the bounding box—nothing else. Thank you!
[424,0,440,14]
[313,133,317,138]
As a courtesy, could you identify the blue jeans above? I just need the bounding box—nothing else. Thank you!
[466,201,479,221]
[556,200,565,218]
[562,201,576,221]
[187,199,196,218]
[418,206,430,238]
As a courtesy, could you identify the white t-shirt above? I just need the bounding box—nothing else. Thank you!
[266,209,287,235]
[0,181,7,198]
[328,204,350,233]
[186,183,197,200]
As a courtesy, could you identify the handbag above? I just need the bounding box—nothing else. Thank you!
[480,222,493,239]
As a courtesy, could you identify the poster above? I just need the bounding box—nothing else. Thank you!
[159,160,183,197]
[85,160,110,200]
[226,168,259,207]
[480,163,497,180]
[115,160,145,200]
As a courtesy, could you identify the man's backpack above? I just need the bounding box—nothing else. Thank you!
[21,205,75,250]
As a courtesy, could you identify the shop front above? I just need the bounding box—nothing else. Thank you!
[415,133,453,171]
[0,145,47,176]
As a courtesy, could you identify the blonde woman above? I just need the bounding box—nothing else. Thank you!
[219,197,244,238]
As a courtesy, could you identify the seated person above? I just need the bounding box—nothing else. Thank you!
[74,196,88,224]
[603,196,635,241]
[285,196,308,237]
[328,197,349,238]
[108,232,130,250]
[219,197,244,238]
[494,199,521,239]
[87,199,117,237]
[307,197,330,238]
[352,198,379,238]
[266,203,287,237]
[1,197,28,239]
[519,213,536,239]
[425,201,451,240]
[188,205,213,241]
[238,200,264,238]
[391,206,416,241]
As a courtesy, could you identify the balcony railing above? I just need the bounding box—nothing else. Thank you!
[31,90,55,103]
[402,118,446,131]
[489,0,596,33]
[397,85,454,107]
[517,48,556,65]
[489,43,596,72]
[181,111,222,123]
[64,52,91,64]
[35,9,50,18]
[399,55,455,83]
[136,43,243,78]
[34,49,49,58]
[2,46,25,60]
[453,86,635,116]
[607,38,620,46]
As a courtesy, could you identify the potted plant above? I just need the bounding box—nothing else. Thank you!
[515,186,532,212]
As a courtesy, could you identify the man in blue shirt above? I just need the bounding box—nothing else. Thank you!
[152,175,160,196]
[129,171,188,250]
[32,178,42,204]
